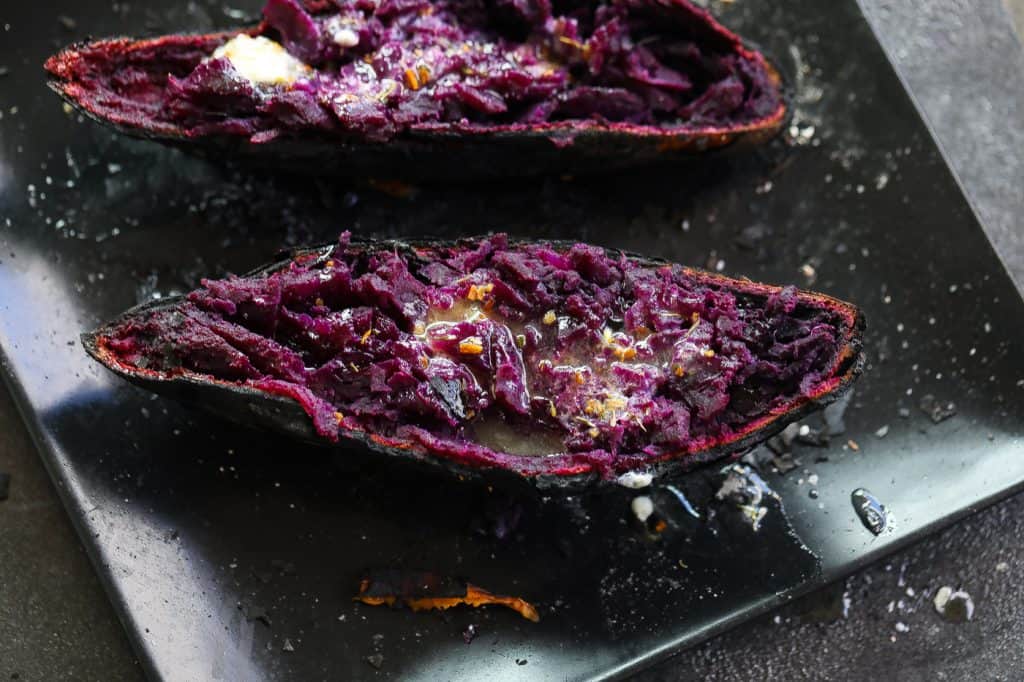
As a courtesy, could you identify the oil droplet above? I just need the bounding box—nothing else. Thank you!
[851,488,888,535]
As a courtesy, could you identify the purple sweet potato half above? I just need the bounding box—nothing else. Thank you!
[45,0,785,179]
[84,235,863,489]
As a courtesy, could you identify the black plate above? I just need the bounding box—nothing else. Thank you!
[1,1,1022,680]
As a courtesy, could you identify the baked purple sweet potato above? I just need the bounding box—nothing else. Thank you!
[46,0,785,179]
[84,234,863,489]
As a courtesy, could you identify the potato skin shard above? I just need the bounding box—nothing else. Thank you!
[355,570,540,622]
[83,235,864,491]
[44,0,786,179]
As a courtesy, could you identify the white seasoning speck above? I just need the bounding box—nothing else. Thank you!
[631,496,654,523]
[616,471,653,489]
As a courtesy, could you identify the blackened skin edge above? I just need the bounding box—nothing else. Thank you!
[43,0,786,180]
[83,236,865,492]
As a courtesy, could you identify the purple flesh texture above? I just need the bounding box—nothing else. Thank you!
[45,0,785,145]
[88,234,864,483]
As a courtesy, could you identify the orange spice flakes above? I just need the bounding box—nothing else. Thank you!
[542,310,557,325]
[458,336,484,354]
[673,364,685,377]
[403,67,421,90]
[557,35,590,57]
[701,348,716,358]
[334,411,344,424]
[466,282,494,302]
[419,355,430,369]
[583,395,629,425]
[360,328,373,345]
[416,64,431,87]
[614,346,637,361]
[356,572,539,622]
[602,326,638,361]
[314,297,325,307]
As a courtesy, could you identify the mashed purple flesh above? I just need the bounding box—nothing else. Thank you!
[54,0,783,143]
[98,234,858,474]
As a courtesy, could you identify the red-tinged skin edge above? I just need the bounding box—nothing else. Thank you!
[82,238,864,492]
[42,2,787,179]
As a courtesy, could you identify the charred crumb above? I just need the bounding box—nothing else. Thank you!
[771,454,800,474]
[365,654,384,669]
[796,424,830,447]
[282,638,295,652]
[933,586,974,623]
[462,624,478,644]
[57,15,77,31]
[919,394,957,423]
[241,603,272,627]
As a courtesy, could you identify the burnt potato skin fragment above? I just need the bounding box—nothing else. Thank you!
[84,235,864,491]
[44,0,786,180]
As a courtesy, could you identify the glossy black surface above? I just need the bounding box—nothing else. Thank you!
[1,1,1022,680]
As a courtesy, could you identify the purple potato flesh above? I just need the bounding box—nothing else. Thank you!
[45,0,786,177]
[85,234,864,486]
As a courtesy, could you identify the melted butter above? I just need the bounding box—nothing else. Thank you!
[413,295,716,441]
[421,299,487,332]
[471,414,565,457]
[212,34,311,86]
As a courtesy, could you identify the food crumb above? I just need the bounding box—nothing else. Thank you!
[933,586,974,623]
[631,495,654,522]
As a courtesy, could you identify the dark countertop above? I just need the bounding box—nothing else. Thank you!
[1,1,1022,680]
